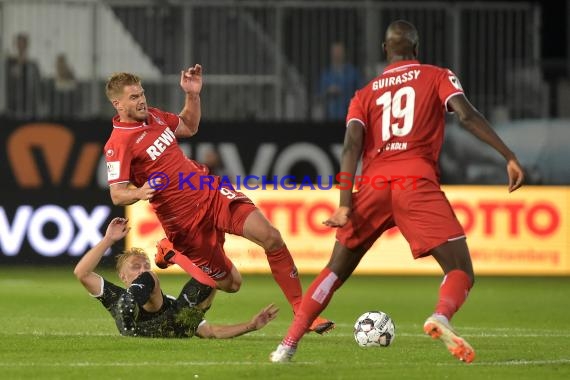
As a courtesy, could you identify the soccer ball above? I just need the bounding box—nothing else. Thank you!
[353,311,396,347]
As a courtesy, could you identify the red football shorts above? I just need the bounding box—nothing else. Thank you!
[164,185,257,280]
[336,175,465,259]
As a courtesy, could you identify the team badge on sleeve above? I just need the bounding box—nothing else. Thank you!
[448,74,463,90]
[107,161,121,181]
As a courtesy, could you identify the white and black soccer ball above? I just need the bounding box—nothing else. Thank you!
[353,311,396,347]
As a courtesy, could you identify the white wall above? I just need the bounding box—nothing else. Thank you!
[2,1,160,80]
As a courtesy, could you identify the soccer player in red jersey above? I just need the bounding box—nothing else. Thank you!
[103,65,334,334]
[270,20,524,363]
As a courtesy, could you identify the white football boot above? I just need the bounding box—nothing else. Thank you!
[269,344,296,363]
[423,314,475,363]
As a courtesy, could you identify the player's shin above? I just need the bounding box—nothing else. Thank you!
[434,269,473,320]
[177,278,214,308]
[128,271,156,306]
[282,267,342,347]
[265,245,303,312]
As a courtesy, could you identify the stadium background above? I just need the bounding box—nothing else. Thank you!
[0,0,568,276]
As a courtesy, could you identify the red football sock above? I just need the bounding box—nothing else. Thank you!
[282,268,342,347]
[266,245,303,312]
[435,269,473,321]
[171,253,217,288]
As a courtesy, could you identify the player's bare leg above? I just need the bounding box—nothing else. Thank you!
[431,238,474,280]
[214,264,242,293]
[424,238,475,363]
[243,209,334,334]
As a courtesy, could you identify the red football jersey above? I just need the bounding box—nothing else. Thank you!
[346,60,464,177]
[104,107,210,220]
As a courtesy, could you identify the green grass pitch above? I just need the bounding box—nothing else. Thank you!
[1,267,569,379]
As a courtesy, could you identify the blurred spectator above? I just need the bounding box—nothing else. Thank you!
[317,42,362,121]
[5,33,42,118]
[51,53,80,118]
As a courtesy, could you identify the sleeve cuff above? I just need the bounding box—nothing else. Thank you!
[89,274,105,298]
[346,118,365,128]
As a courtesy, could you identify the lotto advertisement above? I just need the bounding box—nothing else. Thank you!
[126,186,569,276]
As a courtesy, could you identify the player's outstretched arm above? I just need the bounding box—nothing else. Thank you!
[324,119,364,227]
[195,303,279,339]
[176,64,202,138]
[448,94,524,192]
[109,181,156,206]
[73,218,131,294]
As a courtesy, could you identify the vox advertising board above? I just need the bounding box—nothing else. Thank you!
[0,122,123,264]
[127,186,569,276]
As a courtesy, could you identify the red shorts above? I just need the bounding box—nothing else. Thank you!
[163,185,256,280]
[336,173,465,259]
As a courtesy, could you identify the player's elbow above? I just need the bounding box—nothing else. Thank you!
[207,327,226,339]
[109,189,121,206]
[109,184,135,206]
[73,266,88,282]
[177,123,198,138]
[196,324,218,339]
[109,192,129,206]
[186,126,199,138]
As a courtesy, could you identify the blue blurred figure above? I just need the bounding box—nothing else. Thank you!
[318,42,362,120]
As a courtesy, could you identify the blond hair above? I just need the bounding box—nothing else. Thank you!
[105,72,141,101]
[115,247,150,272]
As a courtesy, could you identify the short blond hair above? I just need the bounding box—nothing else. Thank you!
[105,72,141,101]
[115,247,150,272]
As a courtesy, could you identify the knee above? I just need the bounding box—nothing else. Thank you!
[223,280,241,293]
[218,276,241,293]
[262,227,284,252]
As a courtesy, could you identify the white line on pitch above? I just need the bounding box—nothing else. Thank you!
[1,359,569,367]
